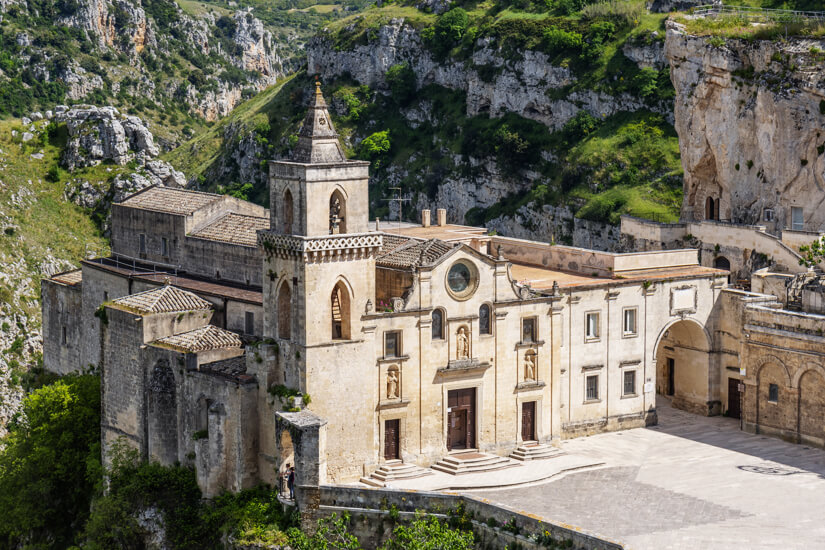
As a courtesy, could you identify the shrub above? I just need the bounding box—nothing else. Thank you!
[386,62,417,105]
[428,8,469,55]
[543,27,583,51]
[563,110,600,141]
[632,67,659,98]
[358,130,391,164]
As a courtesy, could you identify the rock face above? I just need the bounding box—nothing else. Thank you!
[308,20,672,131]
[54,106,185,225]
[58,105,160,170]
[666,22,825,231]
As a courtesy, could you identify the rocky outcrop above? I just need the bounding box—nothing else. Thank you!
[622,33,666,69]
[308,19,672,131]
[57,105,159,170]
[233,9,282,78]
[648,0,705,13]
[666,22,825,230]
[52,106,184,224]
[488,203,619,250]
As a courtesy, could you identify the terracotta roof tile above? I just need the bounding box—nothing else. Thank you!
[154,325,242,352]
[376,238,455,269]
[113,285,212,314]
[199,355,251,381]
[52,269,82,286]
[189,212,269,247]
[119,186,224,215]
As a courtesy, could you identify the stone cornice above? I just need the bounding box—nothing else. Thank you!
[258,231,382,262]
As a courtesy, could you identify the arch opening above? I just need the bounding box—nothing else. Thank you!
[277,282,292,340]
[331,281,351,340]
[329,189,346,234]
[282,189,294,234]
[654,319,712,416]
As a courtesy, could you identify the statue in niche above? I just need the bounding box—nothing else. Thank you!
[329,196,342,234]
[456,327,469,360]
[387,369,399,399]
[525,352,536,381]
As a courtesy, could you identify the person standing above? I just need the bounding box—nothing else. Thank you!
[287,466,296,500]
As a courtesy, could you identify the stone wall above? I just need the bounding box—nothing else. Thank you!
[41,278,83,375]
[740,304,825,447]
[313,485,624,550]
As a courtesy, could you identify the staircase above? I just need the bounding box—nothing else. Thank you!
[360,461,433,487]
[431,452,520,475]
[510,442,566,461]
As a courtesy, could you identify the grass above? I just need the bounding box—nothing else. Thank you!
[0,119,109,321]
[176,0,234,17]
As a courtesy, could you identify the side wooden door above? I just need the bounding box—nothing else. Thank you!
[521,401,536,441]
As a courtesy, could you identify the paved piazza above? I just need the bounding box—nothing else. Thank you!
[469,399,825,549]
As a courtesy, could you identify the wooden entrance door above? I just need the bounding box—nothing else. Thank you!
[447,389,476,451]
[384,419,399,460]
[667,358,675,396]
[727,378,742,419]
[521,401,536,441]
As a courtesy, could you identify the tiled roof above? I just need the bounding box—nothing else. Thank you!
[379,234,413,255]
[119,186,224,216]
[189,212,269,247]
[199,355,255,383]
[376,238,455,269]
[52,269,82,286]
[154,325,242,353]
[112,285,212,314]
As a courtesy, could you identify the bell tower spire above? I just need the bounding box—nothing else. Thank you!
[291,80,346,164]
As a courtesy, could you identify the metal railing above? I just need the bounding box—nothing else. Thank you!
[691,4,825,23]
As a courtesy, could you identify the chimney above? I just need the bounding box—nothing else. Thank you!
[437,208,447,226]
[421,209,431,227]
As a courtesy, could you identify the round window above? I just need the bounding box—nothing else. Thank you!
[446,260,478,300]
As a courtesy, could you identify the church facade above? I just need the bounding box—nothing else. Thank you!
[42,83,730,495]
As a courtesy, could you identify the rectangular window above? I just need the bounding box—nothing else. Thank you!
[61,326,67,346]
[139,233,146,254]
[103,291,109,303]
[791,207,804,230]
[586,375,599,401]
[585,312,600,340]
[768,383,779,403]
[763,208,775,222]
[623,308,637,336]
[161,237,169,257]
[623,370,636,396]
[244,311,255,335]
[384,331,401,358]
[522,318,536,343]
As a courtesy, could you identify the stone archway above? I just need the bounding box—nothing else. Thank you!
[654,319,714,415]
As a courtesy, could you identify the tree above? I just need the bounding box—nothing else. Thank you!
[381,513,474,550]
[427,8,469,56]
[0,373,102,548]
[358,130,391,167]
[799,237,825,267]
[386,63,417,105]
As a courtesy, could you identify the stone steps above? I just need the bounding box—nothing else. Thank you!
[510,442,566,461]
[360,461,433,487]
[431,452,520,475]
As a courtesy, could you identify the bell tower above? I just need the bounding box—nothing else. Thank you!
[268,80,370,237]
[259,81,380,390]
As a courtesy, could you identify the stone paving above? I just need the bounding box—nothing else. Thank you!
[467,399,825,550]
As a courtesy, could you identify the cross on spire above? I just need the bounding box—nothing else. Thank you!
[291,79,347,164]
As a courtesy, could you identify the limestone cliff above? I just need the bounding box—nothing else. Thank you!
[667,22,825,230]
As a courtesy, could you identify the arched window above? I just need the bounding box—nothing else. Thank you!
[432,309,444,340]
[331,281,351,340]
[479,304,491,335]
[277,282,291,339]
[329,189,347,234]
[283,189,294,234]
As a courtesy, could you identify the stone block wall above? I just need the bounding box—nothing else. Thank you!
[313,486,624,550]
[41,278,83,375]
